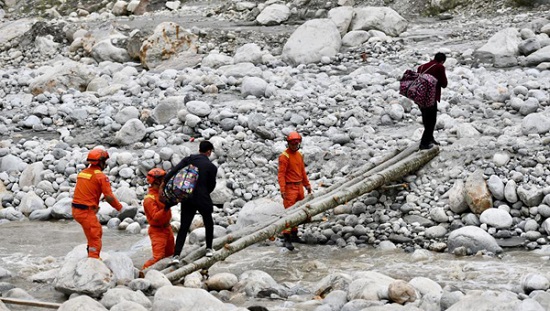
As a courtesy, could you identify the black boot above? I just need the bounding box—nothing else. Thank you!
[291,231,304,243]
[283,234,295,251]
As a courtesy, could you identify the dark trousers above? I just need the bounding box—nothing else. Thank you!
[420,103,438,146]
[174,204,214,256]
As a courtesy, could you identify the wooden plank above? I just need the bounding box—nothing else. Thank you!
[0,297,62,309]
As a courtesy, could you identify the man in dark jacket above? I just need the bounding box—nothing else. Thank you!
[417,52,448,150]
[164,140,217,259]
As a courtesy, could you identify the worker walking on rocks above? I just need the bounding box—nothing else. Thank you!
[72,148,123,259]
[417,52,448,150]
[278,131,312,250]
[142,168,175,270]
[165,141,218,261]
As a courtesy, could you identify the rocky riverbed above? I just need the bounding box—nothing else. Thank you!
[1,0,550,310]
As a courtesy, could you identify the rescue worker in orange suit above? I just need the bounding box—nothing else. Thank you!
[142,168,175,270]
[278,131,312,250]
[72,148,123,259]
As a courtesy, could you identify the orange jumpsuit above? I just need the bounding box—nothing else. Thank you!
[142,188,174,269]
[278,148,311,234]
[72,165,122,258]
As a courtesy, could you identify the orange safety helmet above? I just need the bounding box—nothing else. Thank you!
[87,148,109,165]
[286,131,302,142]
[147,168,166,184]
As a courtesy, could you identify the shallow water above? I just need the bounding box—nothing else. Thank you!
[1,220,549,307]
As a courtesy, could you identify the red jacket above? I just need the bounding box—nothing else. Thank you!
[418,60,448,102]
[143,188,172,227]
[278,149,311,191]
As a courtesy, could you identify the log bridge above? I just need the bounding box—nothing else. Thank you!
[147,144,439,284]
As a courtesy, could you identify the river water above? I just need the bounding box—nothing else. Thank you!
[1,221,549,307]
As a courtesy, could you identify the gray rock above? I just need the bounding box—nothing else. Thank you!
[282,19,341,65]
[54,258,116,297]
[100,287,152,309]
[479,208,513,229]
[447,226,502,254]
[58,295,108,311]
[349,7,408,37]
[114,119,146,146]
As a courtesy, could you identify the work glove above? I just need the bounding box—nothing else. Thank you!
[306,186,312,194]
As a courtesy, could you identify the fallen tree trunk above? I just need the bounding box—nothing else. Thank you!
[157,145,414,273]
[166,146,438,282]
[0,297,61,309]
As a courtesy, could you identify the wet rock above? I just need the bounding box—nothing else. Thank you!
[522,273,550,294]
[0,267,12,280]
[206,272,238,291]
[347,271,395,301]
[234,270,287,298]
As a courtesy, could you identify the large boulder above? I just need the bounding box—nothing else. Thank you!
[0,18,35,51]
[140,22,198,70]
[256,3,290,26]
[17,191,45,217]
[282,19,342,65]
[474,28,522,63]
[235,198,285,231]
[349,7,408,37]
[447,226,503,254]
[19,162,44,188]
[29,59,95,95]
[464,170,493,214]
[51,197,73,219]
[54,258,116,297]
[113,119,147,146]
[328,6,354,37]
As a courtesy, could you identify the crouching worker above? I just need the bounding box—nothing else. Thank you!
[72,147,123,259]
[142,168,175,270]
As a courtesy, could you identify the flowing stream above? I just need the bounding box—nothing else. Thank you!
[1,221,548,307]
